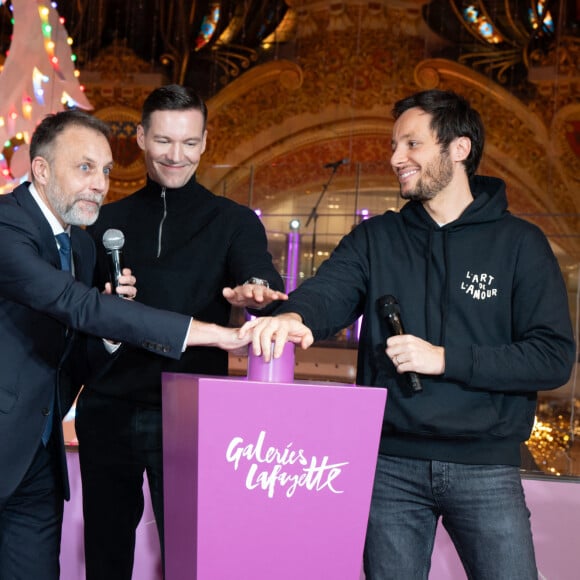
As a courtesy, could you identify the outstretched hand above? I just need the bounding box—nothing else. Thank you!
[186,320,253,352]
[239,312,314,362]
[222,284,288,309]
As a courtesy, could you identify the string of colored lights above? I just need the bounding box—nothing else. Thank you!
[0,0,89,187]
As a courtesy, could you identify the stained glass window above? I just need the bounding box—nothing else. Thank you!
[196,4,220,51]
[462,4,504,44]
[529,1,555,33]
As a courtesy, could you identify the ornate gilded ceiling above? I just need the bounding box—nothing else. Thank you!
[199,1,580,258]
[0,0,577,256]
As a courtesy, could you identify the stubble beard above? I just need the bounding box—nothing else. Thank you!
[400,151,454,203]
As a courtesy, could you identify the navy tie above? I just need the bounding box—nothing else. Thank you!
[55,232,72,272]
[41,233,72,446]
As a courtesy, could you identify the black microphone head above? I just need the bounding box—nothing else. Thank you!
[323,158,350,169]
[376,294,400,318]
[102,229,125,251]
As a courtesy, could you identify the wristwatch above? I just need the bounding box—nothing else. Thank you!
[243,277,270,288]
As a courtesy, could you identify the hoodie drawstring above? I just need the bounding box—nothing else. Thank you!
[440,229,450,346]
[424,227,450,346]
[425,228,434,342]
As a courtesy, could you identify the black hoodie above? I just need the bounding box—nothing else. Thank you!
[276,176,575,466]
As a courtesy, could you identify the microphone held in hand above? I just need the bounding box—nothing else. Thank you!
[323,158,349,169]
[102,228,125,291]
[376,294,423,393]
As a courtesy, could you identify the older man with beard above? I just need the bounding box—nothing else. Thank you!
[0,109,251,580]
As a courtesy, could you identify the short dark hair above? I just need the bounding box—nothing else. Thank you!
[30,109,111,163]
[141,84,208,131]
[392,90,485,177]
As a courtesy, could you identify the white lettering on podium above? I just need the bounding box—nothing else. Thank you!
[225,430,349,499]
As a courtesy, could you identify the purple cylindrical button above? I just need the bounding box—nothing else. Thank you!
[247,342,295,383]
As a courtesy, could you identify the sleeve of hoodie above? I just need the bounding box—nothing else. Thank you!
[275,224,370,339]
[444,225,576,393]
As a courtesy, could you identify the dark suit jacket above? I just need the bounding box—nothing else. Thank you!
[0,183,191,500]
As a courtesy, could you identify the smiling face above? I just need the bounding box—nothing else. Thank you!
[390,107,455,203]
[136,108,207,190]
[32,125,113,228]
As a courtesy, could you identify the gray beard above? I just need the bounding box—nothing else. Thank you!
[47,182,102,226]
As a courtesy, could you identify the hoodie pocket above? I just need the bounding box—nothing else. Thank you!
[385,380,510,439]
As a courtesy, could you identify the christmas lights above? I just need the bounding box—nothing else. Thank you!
[0,0,92,189]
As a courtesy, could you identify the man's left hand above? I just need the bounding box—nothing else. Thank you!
[103,267,137,300]
[386,334,445,376]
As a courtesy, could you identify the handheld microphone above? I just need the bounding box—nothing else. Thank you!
[102,228,125,291]
[323,158,349,169]
[376,294,423,393]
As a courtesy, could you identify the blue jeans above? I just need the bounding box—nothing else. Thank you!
[363,454,537,580]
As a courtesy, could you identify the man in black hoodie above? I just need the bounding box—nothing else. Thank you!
[242,90,575,579]
[76,85,286,579]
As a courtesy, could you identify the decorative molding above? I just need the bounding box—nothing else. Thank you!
[551,103,580,184]
[208,60,303,113]
[203,5,425,168]
[93,106,146,200]
[201,115,393,195]
[527,36,580,84]
[84,39,151,80]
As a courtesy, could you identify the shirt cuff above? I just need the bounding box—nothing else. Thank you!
[182,318,194,352]
[102,339,121,354]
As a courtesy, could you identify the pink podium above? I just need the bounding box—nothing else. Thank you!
[162,372,387,580]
